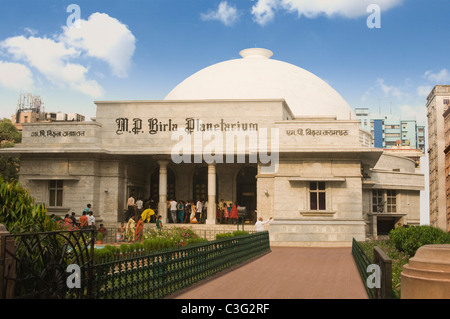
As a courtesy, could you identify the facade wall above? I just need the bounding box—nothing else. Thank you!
[427,86,449,231]
[1,99,425,246]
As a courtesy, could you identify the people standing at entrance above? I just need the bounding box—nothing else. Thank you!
[255,217,273,232]
[218,199,225,223]
[136,198,143,216]
[83,204,91,214]
[70,212,77,227]
[156,215,163,231]
[195,200,203,224]
[190,205,198,224]
[79,211,88,229]
[230,203,239,224]
[135,217,144,243]
[223,203,230,224]
[177,200,185,224]
[168,199,177,223]
[184,200,191,223]
[88,211,96,229]
[127,194,136,221]
[126,216,136,242]
[64,214,73,226]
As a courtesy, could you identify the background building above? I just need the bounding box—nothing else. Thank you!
[355,107,425,153]
[427,85,450,232]
[11,93,85,131]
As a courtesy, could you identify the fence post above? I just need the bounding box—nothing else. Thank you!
[373,246,392,299]
[0,224,16,299]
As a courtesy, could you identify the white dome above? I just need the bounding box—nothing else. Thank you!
[165,48,354,120]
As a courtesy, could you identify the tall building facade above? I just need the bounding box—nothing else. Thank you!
[444,103,450,231]
[427,85,450,232]
[355,107,425,153]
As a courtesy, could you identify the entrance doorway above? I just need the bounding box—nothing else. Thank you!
[236,166,257,223]
[150,167,176,202]
[192,166,219,203]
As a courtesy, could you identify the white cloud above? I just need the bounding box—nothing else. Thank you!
[423,69,450,83]
[0,12,136,98]
[417,85,432,97]
[0,60,34,91]
[399,104,427,125]
[201,1,240,26]
[251,0,279,26]
[376,78,403,98]
[1,35,104,98]
[251,0,404,25]
[60,13,136,78]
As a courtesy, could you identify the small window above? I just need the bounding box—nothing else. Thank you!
[372,189,384,213]
[387,190,397,213]
[49,180,63,207]
[310,182,326,210]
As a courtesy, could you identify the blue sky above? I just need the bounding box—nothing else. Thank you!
[0,0,448,125]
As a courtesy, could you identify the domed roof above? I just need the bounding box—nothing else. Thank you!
[165,48,354,120]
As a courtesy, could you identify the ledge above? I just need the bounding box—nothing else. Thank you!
[299,210,336,217]
[289,177,346,182]
[24,175,81,181]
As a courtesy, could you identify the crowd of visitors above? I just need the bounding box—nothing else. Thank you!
[125,193,244,225]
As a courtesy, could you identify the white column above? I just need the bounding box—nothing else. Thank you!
[206,163,216,225]
[158,160,168,224]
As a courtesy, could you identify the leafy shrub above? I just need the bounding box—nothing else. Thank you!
[390,225,450,256]
[232,230,249,237]
[216,233,234,240]
[0,176,49,233]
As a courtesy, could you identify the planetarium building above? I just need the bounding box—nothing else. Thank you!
[4,48,424,246]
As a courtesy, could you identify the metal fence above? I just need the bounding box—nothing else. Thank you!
[0,227,96,299]
[92,231,270,299]
[351,238,394,299]
[1,224,269,299]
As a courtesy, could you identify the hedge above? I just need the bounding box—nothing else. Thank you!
[389,225,450,256]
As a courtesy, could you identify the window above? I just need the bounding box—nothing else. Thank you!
[372,190,398,213]
[310,182,326,210]
[49,180,63,206]
[372,190,383,213]
[387,190,397,213]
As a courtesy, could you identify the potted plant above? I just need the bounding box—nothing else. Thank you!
[96,232,104,244]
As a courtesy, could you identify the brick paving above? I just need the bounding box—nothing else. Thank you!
[171,246,368,299]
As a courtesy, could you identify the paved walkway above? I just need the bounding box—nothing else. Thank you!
[171,247,368,299]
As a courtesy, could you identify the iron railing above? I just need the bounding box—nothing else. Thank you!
[352,238,374,299]
[0,228,96,299]
[1,227,269,299]
[351,238,394,299]
[92,231,270,299]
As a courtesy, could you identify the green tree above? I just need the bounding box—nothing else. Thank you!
[0,118,21,181]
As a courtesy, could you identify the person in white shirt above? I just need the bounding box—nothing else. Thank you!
[88,211,96,229]
[168,199,178,223]
[196,200,203,224]
[255,217,273,232]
